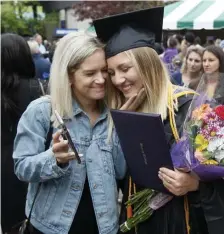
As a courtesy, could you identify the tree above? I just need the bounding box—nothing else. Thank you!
[1,1,27,34]
[73,1,178,22]
[1,1,58,37]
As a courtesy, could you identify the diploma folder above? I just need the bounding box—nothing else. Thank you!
[110,109,173,193]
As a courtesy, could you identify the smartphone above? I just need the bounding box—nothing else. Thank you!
[54,110,81,164]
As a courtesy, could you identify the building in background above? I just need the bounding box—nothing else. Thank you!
[41,1,91,39]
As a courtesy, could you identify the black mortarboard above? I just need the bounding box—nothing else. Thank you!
[93,7,164,58]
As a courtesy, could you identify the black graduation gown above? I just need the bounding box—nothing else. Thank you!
[118,94,224,234]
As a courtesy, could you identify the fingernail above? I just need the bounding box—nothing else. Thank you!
[64,140,68,144]
[69,152,75,156]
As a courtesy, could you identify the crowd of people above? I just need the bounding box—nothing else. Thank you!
[1,6,224,234]
[159,31,224,89]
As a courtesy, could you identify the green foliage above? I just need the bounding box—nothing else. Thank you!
[1,1,58,37]
[73,1,179,22]
[44,11,59,24]
[1,2,27,34]
[185,119,200,150]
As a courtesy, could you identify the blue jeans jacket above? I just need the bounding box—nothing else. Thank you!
[13,97,126,234]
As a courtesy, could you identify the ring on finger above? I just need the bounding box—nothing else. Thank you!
[163,179,171,184]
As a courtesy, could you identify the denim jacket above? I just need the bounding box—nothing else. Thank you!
[13,96,126,234]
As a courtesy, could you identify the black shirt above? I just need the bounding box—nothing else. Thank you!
[69,178,99,234]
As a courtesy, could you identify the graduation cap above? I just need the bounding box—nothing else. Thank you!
[93,7,164,58]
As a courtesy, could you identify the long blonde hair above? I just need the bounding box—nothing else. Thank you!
[49,31,104,127]
[107,47,178,139]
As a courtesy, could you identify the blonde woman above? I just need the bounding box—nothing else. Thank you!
[172,45,204,90]
[13,32,126,234]
[94,7,224,234]
[106,44,200,234]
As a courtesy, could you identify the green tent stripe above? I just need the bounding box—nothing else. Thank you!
[214,11,224,29]
[177,0,214,29]
[88,25,95,32]
[164,1,183,18]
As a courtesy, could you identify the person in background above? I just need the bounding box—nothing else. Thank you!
[184,31,196,47]
[203,45,224,75]
[162,36,178,75]
[174,31,195,68]
[27,40,51,80]
[173,34,184,53]
[159,33,169,59]
[205,36,215,47]
[34,33,46,54]
[202,45,224,106]
[43,39,51,51]
[13,31,126,234]
[215,38,221,47]
[1,33,41,233]
[171,33,184,73]
[202,45,224,104]
[194,36,202,46]
[219,40,224,52]
[172,45,204,89]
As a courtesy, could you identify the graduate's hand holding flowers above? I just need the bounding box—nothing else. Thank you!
[158,168,199,196]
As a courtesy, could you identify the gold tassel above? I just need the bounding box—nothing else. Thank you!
[168,84,191,234]
[184,196,191,234]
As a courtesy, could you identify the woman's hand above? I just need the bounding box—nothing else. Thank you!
[52,130,76,165]
[158,167,199,196]
[120,88,146,111]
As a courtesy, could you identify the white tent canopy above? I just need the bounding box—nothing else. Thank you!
[163,0,224,30]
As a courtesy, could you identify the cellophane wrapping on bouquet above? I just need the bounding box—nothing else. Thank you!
[171,73,224,181]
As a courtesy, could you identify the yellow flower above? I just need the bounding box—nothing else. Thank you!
[202,159,218,165]
[195,134,209,151]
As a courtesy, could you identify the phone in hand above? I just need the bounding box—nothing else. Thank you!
[54,110,81,164]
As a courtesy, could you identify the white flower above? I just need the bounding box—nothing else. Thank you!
[217,127,224,135]
[214,150,224,163]
[207,138,224,152]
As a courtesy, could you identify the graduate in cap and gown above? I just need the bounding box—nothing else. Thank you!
[93,7,224,234]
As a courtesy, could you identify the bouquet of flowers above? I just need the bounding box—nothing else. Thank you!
[172,73,224,180]
[120,73,224,232]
